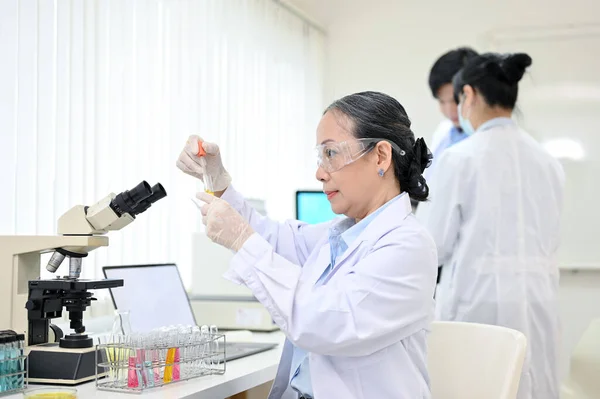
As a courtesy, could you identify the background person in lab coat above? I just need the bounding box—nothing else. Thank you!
[423,47,479,185]
[420,52,564,399]
[177,91,438,399]
[417,47,479,283]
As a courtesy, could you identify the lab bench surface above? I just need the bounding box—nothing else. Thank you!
[8,331,285,399]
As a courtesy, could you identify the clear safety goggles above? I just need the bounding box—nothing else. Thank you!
[315,138,406,173]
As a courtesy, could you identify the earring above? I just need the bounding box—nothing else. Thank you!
[378,169,384,177]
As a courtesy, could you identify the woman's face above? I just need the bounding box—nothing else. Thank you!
[315,111,391,220]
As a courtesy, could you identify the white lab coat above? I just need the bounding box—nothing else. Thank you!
[220,186,437,399]
[418,119,564,399]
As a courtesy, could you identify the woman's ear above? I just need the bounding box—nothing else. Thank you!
[375,141,394,172]
[463,84,475,108]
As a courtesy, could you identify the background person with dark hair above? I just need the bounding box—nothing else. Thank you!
[417,47,479,281]
[420,52,564,399]
[424,47,479,184]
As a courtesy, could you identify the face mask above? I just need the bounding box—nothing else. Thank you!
[458,102,475,136]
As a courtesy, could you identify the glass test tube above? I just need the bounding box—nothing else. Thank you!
[127,335,139,389]
[0,336,6,393]
[16,334,24,389]
[163,329,175,383]
[200,325,209,372]
[209,325,219,368]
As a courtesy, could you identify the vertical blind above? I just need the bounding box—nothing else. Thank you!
[0,0,325,286]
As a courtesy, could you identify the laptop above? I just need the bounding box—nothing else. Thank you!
[102,263,277,362]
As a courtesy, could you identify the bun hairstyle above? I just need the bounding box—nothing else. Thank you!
[501,53,532,83]
[453,52,532,109]
[324,91,433,202]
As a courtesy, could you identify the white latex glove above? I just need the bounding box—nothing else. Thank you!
[196,191,255,252]
[176,135,232,192]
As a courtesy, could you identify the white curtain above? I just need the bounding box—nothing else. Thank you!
[0,0,325,286]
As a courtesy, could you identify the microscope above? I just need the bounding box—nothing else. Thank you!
[0,180,166,384]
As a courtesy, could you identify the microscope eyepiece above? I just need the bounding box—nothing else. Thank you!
[131,183,167,215]
[109,181,153,217]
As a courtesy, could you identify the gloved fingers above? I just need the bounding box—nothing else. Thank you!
[202,214,208,226]
[176,157,197,174]
[201,203,210,217]
[196,191,216,204]
[179,150,204,173]
[202,141,220,156]
[184,135,202,155]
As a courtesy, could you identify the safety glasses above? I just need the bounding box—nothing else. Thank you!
[315,138,405,173]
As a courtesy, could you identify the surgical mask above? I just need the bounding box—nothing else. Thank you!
[315,138,405,173]
[457,102,475,136]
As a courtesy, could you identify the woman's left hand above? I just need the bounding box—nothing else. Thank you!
[196,191,255,252]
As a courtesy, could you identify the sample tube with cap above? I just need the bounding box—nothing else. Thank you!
[195,141,215,195]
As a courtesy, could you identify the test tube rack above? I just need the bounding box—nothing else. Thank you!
[0,354,27,397]
[95,333,226,394]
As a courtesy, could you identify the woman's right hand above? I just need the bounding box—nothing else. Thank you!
[176,135,232,193]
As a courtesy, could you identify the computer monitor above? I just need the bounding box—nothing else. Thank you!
[295,190,338,224]
[103,264,196,332]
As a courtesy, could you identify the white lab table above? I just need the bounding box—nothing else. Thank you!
[8,331,285,399]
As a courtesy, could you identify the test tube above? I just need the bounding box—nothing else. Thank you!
[163,329,176,383]
[150,333,160,384]
[200,158,215,195]
[8,335,18,391]
[194,140,215,195]
[191,326,201,375]
[133,334,144,388]
[113,334,126,386]
[0,335,6,393]
[200,325,209,372]
[177,326,191,378]
[15,334,24,390]
[142,334,154,388]
[2,335,15,392]
[209,325,219,368]
[173,330,181,382]
[127,335,139,389]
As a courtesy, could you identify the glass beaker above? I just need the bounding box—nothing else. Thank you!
[111,310,132,336]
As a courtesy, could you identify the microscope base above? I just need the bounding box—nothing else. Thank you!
[27,342,107,385]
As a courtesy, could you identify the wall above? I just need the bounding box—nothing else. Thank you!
[323,0,599,138]
[322,0,600,380]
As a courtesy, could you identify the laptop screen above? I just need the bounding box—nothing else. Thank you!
[103,264,196,332]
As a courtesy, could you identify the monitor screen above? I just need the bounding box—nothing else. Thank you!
[295,191,338,224]
[103,264,196,332]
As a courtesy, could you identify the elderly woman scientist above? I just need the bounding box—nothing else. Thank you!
[177,92,438,399]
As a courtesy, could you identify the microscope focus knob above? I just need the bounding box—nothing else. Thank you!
[25,300,39,311]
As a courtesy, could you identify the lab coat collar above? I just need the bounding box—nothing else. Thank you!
[477,117,516,133]
[327,193,413,270]
[339,193,405,247]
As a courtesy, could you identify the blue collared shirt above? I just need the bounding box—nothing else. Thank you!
[448,125,468,146]
[289,193,405,397]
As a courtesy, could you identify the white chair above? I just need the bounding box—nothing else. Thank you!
[561,319,600,399]
[427,321,527,399]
